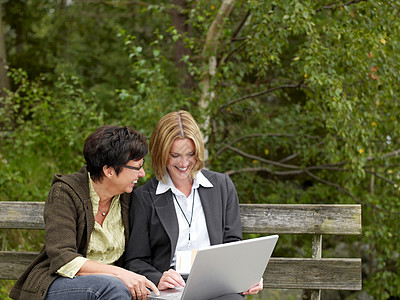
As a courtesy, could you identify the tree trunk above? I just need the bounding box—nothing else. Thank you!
[0,3,10,98]
[172,0,194,89]
[198,0,236,160]
[199,0,235,111]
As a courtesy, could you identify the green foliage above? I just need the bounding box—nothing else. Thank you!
[363,194,400,299]
[0,280,13,300]
[114,29,193,135]
[1,0,400,298]
[0,68,103,201]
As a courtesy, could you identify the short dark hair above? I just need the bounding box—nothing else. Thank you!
[83,125,148,182]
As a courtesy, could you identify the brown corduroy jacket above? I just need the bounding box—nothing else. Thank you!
[9,166,131,300]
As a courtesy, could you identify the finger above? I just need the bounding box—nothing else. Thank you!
[245,289,257,295]
[162,270,185,287]
[130,289,137,299]
[146,279,160,296]
[140,282,153,300]
[158,276,176,291]
[131,286,142,300]
[248,286,260,293]
[167,275,185,287]
[247,289,257,294]
[138,288,148,299]
[159,281,176,290]
[167,270,185,287]
[252,279,263,289]
[131,278,148,299]
[135,291,147,300]
[247,285,262,294]
[160,276,180,289]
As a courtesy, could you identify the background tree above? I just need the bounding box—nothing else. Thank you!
[1,0,399,299]
[0,2,9,99]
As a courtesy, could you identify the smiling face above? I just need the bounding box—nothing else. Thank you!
[166,138,197,186]
[114,158,146,194]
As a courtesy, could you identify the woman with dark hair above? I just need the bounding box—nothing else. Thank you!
[124,111,263,299]
[10,125,159,300]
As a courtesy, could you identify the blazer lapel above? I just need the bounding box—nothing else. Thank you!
[120,193,131,246]
[198,184,222,245]
[152,189,180,262]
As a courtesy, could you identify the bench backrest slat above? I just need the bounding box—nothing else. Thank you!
[240,204,361,234]
[1,202,362,235]
[0,202,45,230]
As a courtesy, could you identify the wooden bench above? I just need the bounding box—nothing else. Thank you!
[0,201,362,300]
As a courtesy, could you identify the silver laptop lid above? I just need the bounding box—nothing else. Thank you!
[180,235,279,300]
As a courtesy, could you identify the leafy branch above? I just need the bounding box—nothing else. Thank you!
[316,0,368,12]
[223,144,400,214]
[214,82,307,117]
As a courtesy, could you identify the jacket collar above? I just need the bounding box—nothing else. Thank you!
[150,170,221,246]
[155,170,213,195]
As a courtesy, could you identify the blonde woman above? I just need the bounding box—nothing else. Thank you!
[125,111,262,299]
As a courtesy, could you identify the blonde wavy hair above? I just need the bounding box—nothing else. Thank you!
[149,110,205,183]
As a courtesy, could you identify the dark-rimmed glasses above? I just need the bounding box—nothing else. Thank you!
[122,159,145,171]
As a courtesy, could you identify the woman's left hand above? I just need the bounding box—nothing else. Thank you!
[241,278,263,295]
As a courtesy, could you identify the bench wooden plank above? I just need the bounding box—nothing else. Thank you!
[0,252,361,290]
[240,204,361,235]
[0,202,45,230]
[0,202,362,235]
[264,258,362,290]
[0,251,39,280]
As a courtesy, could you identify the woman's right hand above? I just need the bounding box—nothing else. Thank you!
[118,268,160,299]
[76,260,159,299]
[158,269,186,291]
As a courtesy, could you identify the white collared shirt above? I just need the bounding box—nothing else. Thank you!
[156,171,212,267]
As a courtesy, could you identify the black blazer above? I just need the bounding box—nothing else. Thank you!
[124,169,243,285]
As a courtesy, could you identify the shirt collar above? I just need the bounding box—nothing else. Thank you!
[155,170,213,195]
[88,172,100,205]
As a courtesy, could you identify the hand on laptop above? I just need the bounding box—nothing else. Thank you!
[158,269,186,290]
[241,278,263,295]
[115,268,160,299]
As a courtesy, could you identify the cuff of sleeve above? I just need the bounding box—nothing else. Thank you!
[56,257,89,278]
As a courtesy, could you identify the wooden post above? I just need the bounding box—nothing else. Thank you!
[310,234,322,300]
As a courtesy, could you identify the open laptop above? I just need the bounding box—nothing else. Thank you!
[148,235,279,300]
